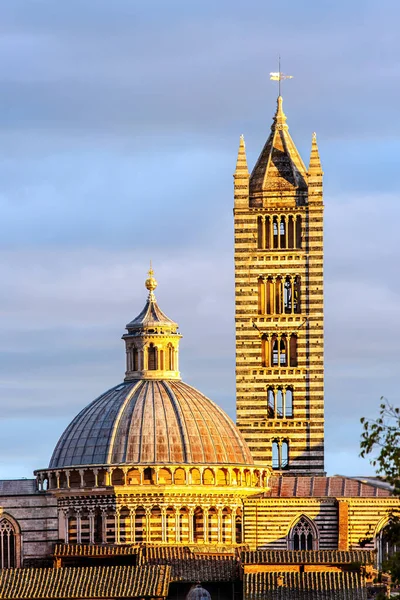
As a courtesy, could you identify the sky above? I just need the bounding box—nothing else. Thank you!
[0,0,399,479]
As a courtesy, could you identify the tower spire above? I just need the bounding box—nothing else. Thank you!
[309,132,323,174]
[234,134,250,208]
[235,134,249,176]
[308,132,323,202]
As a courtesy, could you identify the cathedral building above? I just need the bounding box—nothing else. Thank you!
[0,93,398,599]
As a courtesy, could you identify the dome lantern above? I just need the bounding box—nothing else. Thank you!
[122,266,182,381]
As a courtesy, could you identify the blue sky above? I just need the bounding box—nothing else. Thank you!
[0,0,399,478]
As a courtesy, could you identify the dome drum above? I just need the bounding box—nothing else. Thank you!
[35,463,270,492]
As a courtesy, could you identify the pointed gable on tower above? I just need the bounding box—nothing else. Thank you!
[249,96,308,204]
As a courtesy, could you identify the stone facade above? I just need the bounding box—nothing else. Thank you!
[0,480,57,567]
[234,98,324,474]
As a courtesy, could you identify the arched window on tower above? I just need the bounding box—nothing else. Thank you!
[290,335,298,367]
[288,215,294,248]
[272,439,289,470]
[258,277,265,314]
[148,344,157,370]
[273,217,279,249]
[294,276,301,313]
[280,338,287,366]
[276,388,283,418]
[257,216,263,249]
[271,336,278,366]
[286,387,293,418]
[284,277,292,313]
[0,518,18,569]
[265,216,271,249]
[296,215,302,248]
[272,440,280,469]
[290,516,317,550]
[267,387,275,417]
[281,441,289,468]
[280,218,286,248]
[262,334,269,368]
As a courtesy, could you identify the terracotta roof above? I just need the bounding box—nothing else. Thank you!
[241,550,375,565]
[53,544,140,557]
[244,571,366,600]
[49,379,254,468]
[0,565,170,599]
[139,547,238,583]
[266,476,392,498]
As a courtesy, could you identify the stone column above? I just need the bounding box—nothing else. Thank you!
[217,508,223,544]
[101,508,108,543]
[203,508,209,544]
[93,469,99,487]
[161,508,167,543]
[65,470,70,489]
[88,509,95,544]
[130,508,135,544]
[79,470,85,488]
[76,508,82,544]
[145,509,151,543]
[231,511,236,544]
[115,508,120,544]
[188,508,194,544]
[175,508,180,544]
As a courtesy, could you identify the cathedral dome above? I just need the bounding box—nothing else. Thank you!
[49,379,254,469]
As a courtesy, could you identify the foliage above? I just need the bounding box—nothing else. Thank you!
[360,399,400,495]
[360,399,400,584]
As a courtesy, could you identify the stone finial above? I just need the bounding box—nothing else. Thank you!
[234,134,249,177]
[272,95,288,131]
[145,262,158,299]
[308,132,323,174]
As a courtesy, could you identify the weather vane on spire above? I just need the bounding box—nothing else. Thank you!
[270,56,293,97]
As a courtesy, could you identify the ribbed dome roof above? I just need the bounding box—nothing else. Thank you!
[50,380,254,469]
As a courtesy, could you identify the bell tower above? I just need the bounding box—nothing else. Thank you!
[233,96,325,475]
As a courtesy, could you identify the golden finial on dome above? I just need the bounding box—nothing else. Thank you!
[145,261,158,295]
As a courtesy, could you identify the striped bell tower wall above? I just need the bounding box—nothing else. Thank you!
[233,97,324,475]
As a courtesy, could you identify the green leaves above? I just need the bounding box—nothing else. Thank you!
[360,398,400,492]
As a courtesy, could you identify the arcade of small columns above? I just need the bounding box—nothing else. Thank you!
[58,499,245,546]
[257,275,301,315]
[257,214,302,250]
[36,464,269,545]
[125,339,179,374]
[35,464,269,492]
[260,332,298,368]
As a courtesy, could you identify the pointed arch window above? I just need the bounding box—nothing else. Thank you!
[0,518,18,569]
[290,516,316,550]
[377,524,399,568]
